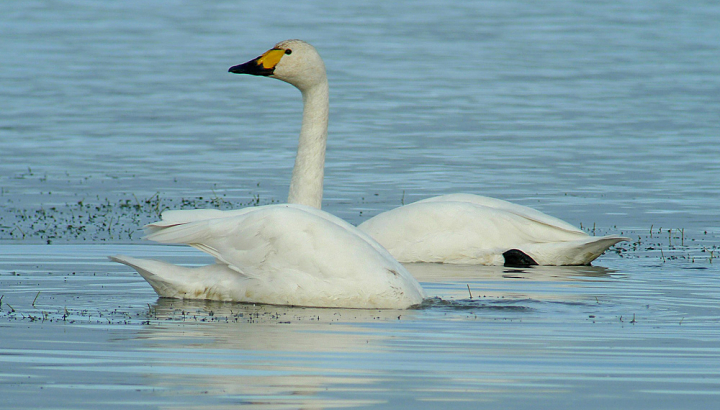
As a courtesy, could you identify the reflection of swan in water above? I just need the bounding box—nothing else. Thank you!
[128,299,416,407]
[405,262,616,282]
[110,40,425,309]
[405,262,617,305]
[125,262,615,407]
[148,298,422,330]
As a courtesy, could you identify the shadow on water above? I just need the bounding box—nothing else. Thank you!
[144,294,537,324]
[147,297,419,324]
[418,296,534,311]
[405,262,617,282]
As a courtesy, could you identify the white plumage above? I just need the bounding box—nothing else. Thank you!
[358,194,628,265]
[111,204,424,308]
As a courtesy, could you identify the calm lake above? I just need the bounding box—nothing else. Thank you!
[1,0,719,408]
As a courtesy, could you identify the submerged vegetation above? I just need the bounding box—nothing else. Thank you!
[580,223,718,265]
[1,190,718,265]
[0,293,424,326]
[0,192,278,243]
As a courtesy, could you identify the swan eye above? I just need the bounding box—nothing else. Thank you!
[285,49,292,55]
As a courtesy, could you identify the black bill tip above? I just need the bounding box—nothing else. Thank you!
[228,58,274,76]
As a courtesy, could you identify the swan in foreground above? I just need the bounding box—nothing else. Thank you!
[111,40,425,309]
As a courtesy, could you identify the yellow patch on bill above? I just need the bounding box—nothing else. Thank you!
[257,49,285,69]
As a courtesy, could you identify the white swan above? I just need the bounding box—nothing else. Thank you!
[357,194,629,266]
[111,40,425,309]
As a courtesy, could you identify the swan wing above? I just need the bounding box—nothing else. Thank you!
[149,204,395,260]
[416,194,584,234]
[145,207,258,231]
[133,204,424,308]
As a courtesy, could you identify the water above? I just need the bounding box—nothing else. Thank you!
[1,0,719,408]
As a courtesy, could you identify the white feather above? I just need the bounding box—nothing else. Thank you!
[358,194,628,265]
[113,204,424,308]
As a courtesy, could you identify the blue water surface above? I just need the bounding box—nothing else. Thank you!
[1,1,719,409]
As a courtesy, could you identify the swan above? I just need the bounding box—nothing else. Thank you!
[357,194,629,266]
[110,40,425,309]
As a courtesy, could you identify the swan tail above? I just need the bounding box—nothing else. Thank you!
[109,255,241,300]
[524,235,629,266]
[110,255,189,298]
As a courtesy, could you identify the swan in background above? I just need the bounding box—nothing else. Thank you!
[111,40,425,309]
[358,194,628,266]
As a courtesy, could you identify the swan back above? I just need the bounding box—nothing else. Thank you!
[358,194,627,265]
[131,204,426,309]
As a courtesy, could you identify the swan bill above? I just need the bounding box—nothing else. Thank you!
[229,48,285,76]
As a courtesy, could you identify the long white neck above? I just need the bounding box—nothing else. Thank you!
[287,79,329,209]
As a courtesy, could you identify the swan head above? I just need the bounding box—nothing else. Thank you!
[229,39,327,91]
